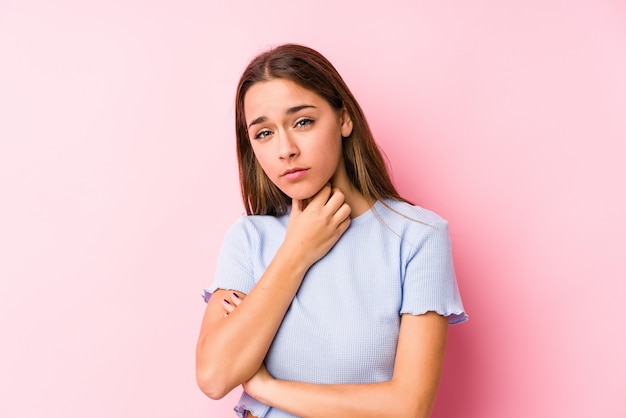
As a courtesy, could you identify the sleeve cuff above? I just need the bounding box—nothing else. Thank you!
[234,391,271,418]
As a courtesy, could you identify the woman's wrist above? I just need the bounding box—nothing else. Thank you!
[275,243,314,276]
[251,377,272,405]
[245,367,276,405]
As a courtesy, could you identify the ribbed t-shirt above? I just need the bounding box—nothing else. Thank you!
[206,199,467,417]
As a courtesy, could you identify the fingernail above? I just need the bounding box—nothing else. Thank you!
[222,299,231,306]
[232,292,240,300]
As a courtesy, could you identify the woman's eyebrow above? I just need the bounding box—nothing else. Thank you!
[248,104,317,129]
[286,104,316,114]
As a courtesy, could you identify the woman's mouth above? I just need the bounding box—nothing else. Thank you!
[280,168,309,181]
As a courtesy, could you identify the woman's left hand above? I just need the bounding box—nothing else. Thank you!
[221,291,244,316]
[243,363,273,401]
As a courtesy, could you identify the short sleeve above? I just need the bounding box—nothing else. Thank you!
[234,392,271,418]
[206,217,257,296]
[401,220,467,324]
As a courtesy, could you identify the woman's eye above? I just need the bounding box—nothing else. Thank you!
[254,129,272,140]
[295,118,314,128]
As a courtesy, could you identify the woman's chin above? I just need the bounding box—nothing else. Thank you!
[280,185,323,202]
[285,192,316,203]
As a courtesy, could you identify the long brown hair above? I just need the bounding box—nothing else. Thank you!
[235,43,408,216]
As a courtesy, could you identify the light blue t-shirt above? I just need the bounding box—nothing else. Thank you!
[207,199,467,418]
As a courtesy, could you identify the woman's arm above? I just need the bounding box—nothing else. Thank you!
[196,185,351,400]
[244,312,448,418]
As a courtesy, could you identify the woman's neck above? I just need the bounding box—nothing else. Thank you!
[330,162,376,218]
[332,180,375,218]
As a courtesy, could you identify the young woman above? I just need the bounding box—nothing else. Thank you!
[196,44,467,418]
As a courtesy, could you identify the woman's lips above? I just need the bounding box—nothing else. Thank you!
[280,168,309,181]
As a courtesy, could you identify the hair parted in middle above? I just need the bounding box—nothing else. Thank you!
[235,43,408,216]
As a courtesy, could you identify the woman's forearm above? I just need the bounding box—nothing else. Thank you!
[197,187,352,399]
[246,313,447,417]
[196,245,309,399]
[251,378,433,418]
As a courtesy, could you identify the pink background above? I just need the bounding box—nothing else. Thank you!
[1,1,625,417]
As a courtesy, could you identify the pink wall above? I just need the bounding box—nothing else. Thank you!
[1,1,624,417]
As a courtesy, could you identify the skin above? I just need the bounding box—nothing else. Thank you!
[225,297,448,418]
[245,78,372,215]
[196,78,449,418]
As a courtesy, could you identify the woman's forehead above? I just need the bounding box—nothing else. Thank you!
[244,79,327,119]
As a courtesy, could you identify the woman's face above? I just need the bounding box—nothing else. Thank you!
[244,78,353,201]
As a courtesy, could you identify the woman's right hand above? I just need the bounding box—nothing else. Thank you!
[196,187,349,400]
[283,184,351,268]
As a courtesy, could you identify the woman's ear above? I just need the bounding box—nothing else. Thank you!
[340,108,353,138]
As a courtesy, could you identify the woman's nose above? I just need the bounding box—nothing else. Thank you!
[278,131,299,159]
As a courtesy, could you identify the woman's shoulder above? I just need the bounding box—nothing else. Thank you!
[378,199,448,228]
[375,200,453,254]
